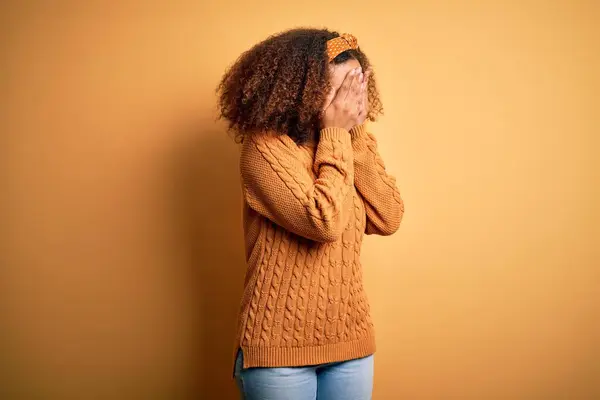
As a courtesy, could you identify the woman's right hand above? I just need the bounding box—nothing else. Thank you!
[322,68,364,132]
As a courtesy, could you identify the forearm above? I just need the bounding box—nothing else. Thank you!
[350,125,404,235]
[242,128,355,242]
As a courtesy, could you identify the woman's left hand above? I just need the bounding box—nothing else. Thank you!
[356,68,372,126]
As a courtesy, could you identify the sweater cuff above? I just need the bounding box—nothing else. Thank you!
[349,124,369,151]
[349,124,368,139]
[320,127,351,145]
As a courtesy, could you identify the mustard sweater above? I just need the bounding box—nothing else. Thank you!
[235,125,404,368]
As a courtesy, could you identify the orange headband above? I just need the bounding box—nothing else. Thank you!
[326,33,359,62]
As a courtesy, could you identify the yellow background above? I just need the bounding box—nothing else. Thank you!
[2,1,598,398]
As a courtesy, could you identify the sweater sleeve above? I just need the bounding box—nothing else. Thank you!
[240,128,355,243]
[350,125,404,235]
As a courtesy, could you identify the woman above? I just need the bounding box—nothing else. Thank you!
[217,28,404,400]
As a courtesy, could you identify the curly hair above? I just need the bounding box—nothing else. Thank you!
[217,28,383,144]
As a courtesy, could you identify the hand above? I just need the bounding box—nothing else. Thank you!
[356,68,372,126]
[321,68,364,132]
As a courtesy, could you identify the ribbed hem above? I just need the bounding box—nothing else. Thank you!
[349,125,369,151]
[319,127,351,145]
[240,336,376,368]
[349,124,367,139]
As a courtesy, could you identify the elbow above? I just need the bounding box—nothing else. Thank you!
[389,203,405,234]
[379,216,402,236]
[370,202,404,236]
[310,220,345,243]
[384,203,404,235]
[313,226,344,243]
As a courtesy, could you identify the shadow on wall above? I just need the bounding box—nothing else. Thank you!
[169,119,245,399]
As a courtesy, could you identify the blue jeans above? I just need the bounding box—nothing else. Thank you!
[234,350,374,400]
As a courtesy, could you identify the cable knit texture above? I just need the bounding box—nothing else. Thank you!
[236,126,403,368]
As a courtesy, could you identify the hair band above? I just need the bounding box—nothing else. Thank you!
[326,33,359,62]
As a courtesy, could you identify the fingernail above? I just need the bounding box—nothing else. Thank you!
[359,73,364,82]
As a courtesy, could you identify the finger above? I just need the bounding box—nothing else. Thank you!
[361,87,369,117]
[347,72,363,103]
[359,80,366,104]
[362,69,370,92]
[356,87,365,115]
[345,68,365,102]
[357,97,366,121]
[356,94,364,114]
[347,69,363,102]
[357,109,365,122]
[322,85,337,111]
[362,70,371,90]
[337,68,359,103]
[348,70,362,100]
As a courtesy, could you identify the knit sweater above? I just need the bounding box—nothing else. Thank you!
[235,125,404,368]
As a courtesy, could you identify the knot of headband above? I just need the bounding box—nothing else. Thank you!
[326,33,359,62]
